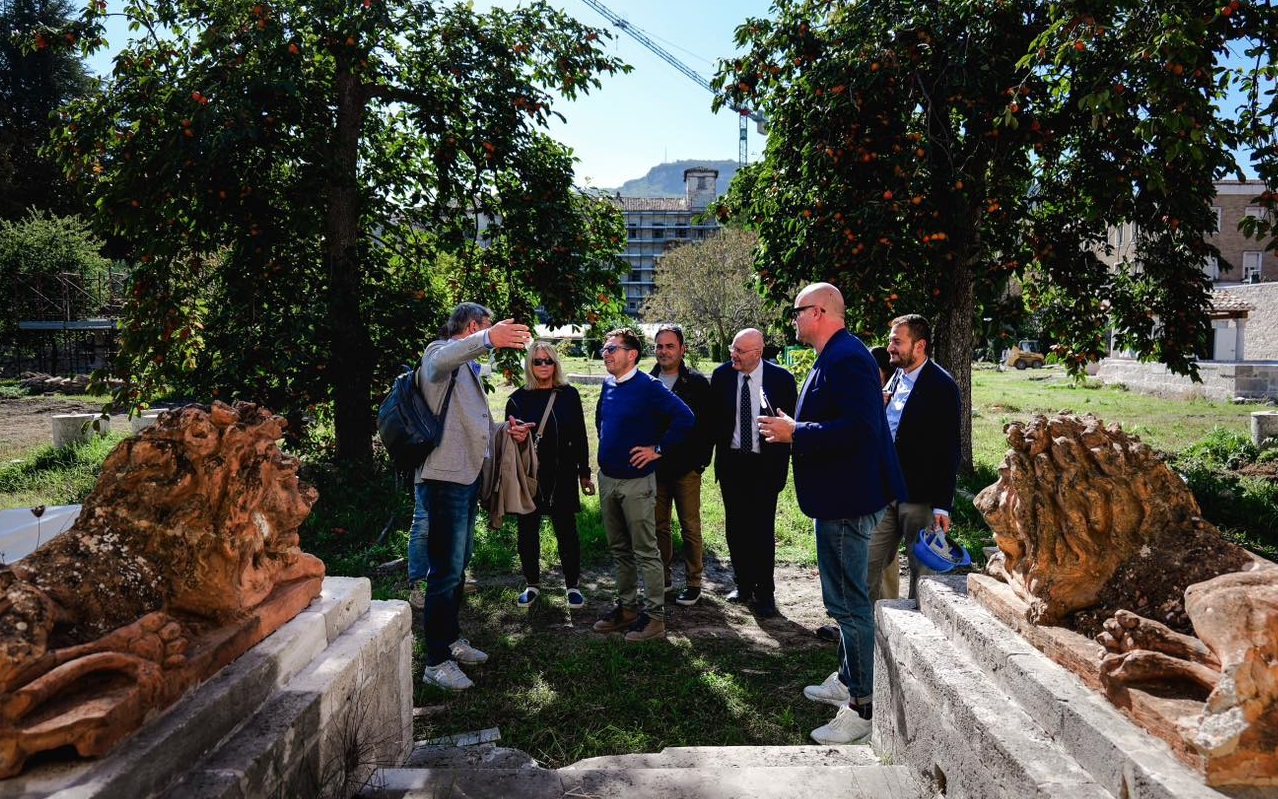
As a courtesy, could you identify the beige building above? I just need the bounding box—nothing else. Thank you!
[1103,179,1273,284]
[612,167,721,315]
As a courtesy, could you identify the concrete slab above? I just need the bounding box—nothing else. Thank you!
[404,744,539,770]
[874,599,1111,799]
[363,764,918,799]
[563,744,882,770]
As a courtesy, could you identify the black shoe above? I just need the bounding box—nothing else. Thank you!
[726,588,752,605]
[750,598,779,618]
[675,586,701,606]
[815,624,840,642]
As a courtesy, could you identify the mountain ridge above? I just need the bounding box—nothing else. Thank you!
[603,159,739,198]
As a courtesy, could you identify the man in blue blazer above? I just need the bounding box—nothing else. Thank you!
[869,314,963,602]
[709,327,798,618]
[759,282,906,746]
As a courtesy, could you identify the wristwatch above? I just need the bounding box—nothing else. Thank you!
[653,444,663,456]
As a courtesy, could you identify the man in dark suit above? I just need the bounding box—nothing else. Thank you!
[759,283,906,746]
[649,324,713,606]
[868,314,963,602]
[709,327,797,618]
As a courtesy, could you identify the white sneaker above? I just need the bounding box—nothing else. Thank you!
[811,705,872,744]
[449,638,488,665]
[422,660,473,691]
[803,671,850,707]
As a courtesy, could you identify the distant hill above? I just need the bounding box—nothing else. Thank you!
[608,159,739,198]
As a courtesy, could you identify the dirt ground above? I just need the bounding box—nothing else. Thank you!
[0,396,123,460]
[445,553,920,652]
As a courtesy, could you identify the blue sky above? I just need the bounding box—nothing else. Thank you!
[87,0,775,189]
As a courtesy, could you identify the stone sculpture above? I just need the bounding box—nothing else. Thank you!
[974,413,1251,627]
[0,401,325,778]
[975,412,1277,786]
[1099,569,1278,785]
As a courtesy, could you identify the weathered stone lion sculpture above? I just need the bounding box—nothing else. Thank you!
[975,413,1278,786]
[0,401,325,778]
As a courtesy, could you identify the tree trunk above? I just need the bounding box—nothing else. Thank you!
[326,67,375,464]
[935,255,976,477]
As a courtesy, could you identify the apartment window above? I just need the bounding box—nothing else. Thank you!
[1115,224,1125,247]
[651,222,665,240]
[629,270,641,283]
[1243,251,1263,282]
[1245,206,1266,223]
[627,224,637,239]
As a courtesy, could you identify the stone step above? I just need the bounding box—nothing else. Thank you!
[361,763,919,799]
[908,575,1239,799]
[561,744,883,770]
[873,594,1112,799]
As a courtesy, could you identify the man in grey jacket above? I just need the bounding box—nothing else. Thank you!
[412,302,532,691]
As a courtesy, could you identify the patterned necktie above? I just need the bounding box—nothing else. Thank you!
[739,374,752,452]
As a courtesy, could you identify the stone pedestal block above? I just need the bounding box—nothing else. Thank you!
[129,410,163,434]
[50,413,108,448]
[1251,410,1278,448]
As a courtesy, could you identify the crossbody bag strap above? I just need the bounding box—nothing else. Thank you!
[534,388,558,445]
[436,367,460,431]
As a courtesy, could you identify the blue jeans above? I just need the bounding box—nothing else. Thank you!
[815,509,885,703]
[416,478,480,665]
[408,488,430,584]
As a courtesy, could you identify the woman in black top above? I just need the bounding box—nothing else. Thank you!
[505,341,594,609]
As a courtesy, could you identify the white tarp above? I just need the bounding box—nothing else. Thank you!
[0,504,81,565]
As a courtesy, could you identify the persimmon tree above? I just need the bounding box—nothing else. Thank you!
[714,0,1278,470]
[46,0,628,461]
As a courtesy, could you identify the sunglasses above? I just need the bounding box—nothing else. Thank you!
[599,345,632,355]
[790,304,821,320]
[531,358,555,367]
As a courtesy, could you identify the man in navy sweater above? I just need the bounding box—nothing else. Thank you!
[592,327,695,642]
[759,283,905,745]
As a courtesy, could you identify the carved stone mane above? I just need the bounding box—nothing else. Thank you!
[974,413,1228,625]
[0,401,325,778]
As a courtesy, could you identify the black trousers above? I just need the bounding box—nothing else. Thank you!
[717,449,780,601]
[516,509,582,589]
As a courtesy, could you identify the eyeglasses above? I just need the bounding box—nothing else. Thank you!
[599,345,633,355]
[790,304,821,320]
[730,346,761,355]
[531,358,555,367]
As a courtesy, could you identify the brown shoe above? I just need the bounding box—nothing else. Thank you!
[623,612,666,642]
[592,602,639,633]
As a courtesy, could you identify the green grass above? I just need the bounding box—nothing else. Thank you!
[411,591,836,765]
[0,433,126,508]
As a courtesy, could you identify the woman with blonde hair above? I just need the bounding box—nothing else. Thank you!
[504,341,594,609]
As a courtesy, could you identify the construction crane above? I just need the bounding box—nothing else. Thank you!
[581,0,766,166]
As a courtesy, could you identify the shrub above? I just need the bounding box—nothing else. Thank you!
[0,211,113,335]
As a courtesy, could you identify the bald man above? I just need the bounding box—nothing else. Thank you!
[708,328,797,618]
[759,283,906,745]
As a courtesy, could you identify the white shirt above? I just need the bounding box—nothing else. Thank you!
[885,359,949,520]
[885,360,926,440]
[731,361,765,452]
[612,366,639,384]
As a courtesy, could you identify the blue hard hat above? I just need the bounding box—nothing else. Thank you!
[912,529,972,573]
